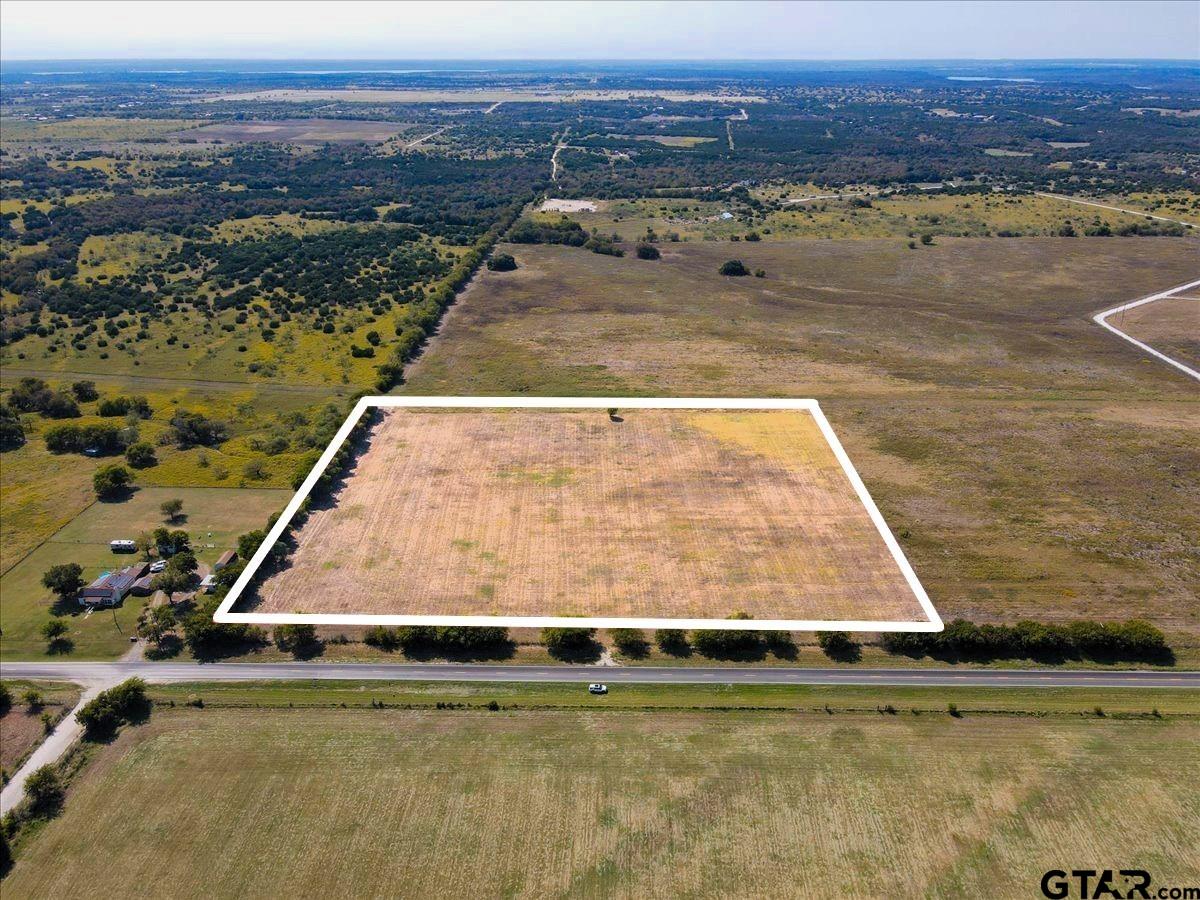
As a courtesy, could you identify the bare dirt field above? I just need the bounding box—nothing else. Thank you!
[404,239,1200,631]
[1116,294,1200,371]
[539,198,599,213]
[168,118,408,144]
[247,408,927,623]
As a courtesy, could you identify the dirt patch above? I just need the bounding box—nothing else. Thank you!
[539,198,598,213]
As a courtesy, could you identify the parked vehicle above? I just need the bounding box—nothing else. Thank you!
[588,684,608,695]
[110,539,137,553]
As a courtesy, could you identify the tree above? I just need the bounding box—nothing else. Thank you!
[160,498,184,522]
[135,531,156,558]
[93,464,131,499]
[181,596,265,657]
[274,623,319,655]
[691,628,764,659]
[655,629,689,655]
[41,392,81,419]
[167,410,228,448]
[0,822,11,876]
[125,442,158,469]
[71,380,99,402]
[22,765,64,815]
[0,403,25,451]
[817,630,861,662]
[541,627,598,659]
[42,563,84,599]
[152,551,197,595]
[75,678,150,739]
[635,243,661,260]
[487,252,517,271]
[138,604,176,645]
[719,259,749,276]
[238,529,265,560]
[40,619,68,645]
[610,628,648,658]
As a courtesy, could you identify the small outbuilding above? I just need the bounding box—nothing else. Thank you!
[214,550,238,571]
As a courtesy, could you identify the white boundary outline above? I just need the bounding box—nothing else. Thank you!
[1092,278,1200,383]
[215,397,943,632]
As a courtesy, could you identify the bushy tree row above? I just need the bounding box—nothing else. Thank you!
[76,678,150,739]
[880,618,1171,663]
[364,625,510,655]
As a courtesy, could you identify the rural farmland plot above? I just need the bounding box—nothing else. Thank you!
[237,404,934,627]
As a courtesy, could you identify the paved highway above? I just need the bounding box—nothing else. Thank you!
[3,660,1198,689]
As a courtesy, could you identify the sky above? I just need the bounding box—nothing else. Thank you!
[1,0,1197,61]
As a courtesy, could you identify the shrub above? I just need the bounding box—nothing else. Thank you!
[22,688,45,711]
[487,252,518,271]
[364,625,400,650]
[635,243,661,260]
[744,231,761,241]
[719,259,749,276]
[97,395,152,418]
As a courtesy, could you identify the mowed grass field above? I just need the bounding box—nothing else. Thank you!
[249,408,925,622]
[405,238,1200,632]
[0,486,288,660]
[6,704,1198,898]
[1117,293,1200,371]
